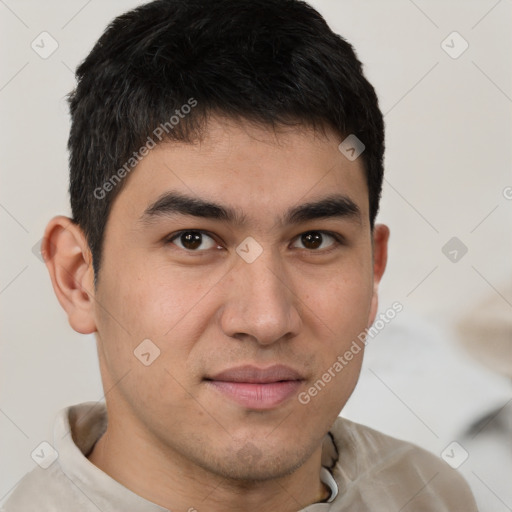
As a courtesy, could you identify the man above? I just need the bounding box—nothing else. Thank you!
[3,0,478,510]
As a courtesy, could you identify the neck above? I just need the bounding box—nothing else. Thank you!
[87,414,330,512]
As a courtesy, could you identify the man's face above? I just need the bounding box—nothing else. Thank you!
[90,117,385,480]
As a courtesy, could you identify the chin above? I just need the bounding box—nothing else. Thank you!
[201,444,311,483]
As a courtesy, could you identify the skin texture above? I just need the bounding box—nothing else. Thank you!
[43,117,389,512]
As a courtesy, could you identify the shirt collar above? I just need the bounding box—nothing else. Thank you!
[319,431,339,503]
[54,402,169,512]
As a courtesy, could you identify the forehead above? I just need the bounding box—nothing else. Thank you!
[109,117,370,229]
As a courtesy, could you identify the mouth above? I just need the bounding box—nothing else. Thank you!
[204,364,305,410]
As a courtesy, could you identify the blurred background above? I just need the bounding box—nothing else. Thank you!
[1,1,511,510]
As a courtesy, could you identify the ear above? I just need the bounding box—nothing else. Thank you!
[367,223,390,327]
[42,216,97,334]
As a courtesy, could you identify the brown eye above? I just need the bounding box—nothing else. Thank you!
[292,231,340,251]
[169,231,218,251]
[302,232,322,249]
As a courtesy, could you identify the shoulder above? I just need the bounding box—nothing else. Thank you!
[328,417,479,511]
[2,463,78,511]
[1,400,105,512]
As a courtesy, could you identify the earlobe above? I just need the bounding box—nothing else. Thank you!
[42,216,97,334]
[367,224,390,326]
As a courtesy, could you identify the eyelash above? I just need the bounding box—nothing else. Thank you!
[164,230,345,254]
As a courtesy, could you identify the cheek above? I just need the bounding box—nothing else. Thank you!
[94,257,226,373]
[98,255,207,332]
[301,252,374,340]
[298,271,371,420]
[294,250,373,409]
[93,266,207,416]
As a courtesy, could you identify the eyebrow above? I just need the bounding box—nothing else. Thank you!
[139,190,361,227]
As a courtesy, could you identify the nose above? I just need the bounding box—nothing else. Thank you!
[219,246,302,346]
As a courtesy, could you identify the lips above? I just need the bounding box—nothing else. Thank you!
[205,365,304,410]
[208,364,304,383]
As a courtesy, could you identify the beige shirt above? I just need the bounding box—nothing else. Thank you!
[2,402,478,511]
